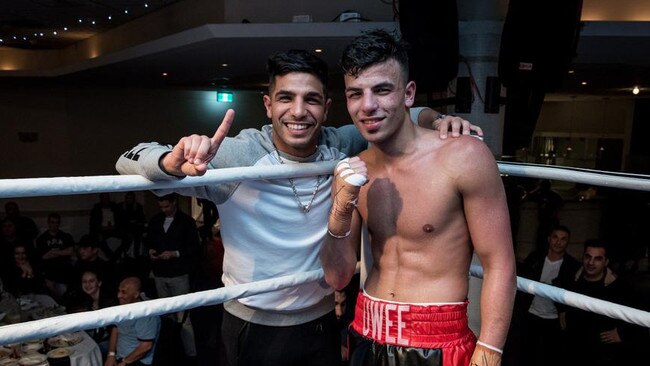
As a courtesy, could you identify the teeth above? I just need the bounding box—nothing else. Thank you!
[286,123,308,130]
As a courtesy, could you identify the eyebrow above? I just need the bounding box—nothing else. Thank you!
[274,89,323,99]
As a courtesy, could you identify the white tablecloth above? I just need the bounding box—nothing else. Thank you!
[64,331,103,366]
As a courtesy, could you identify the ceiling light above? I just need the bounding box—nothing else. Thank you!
[568,70,574,74]
[633,86,640,95]
[581,81,587,85]
[108,15,112,20]
[314,49,322,53]
[53,31,57,35]
[64,27,68,31]
[162,72,168,76]
[221,63,228,67]
[124,9,129,14]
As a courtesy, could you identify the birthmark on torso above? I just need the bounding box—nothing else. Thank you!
[422,224,435,233]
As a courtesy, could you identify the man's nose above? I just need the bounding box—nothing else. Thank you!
[361,93,378,113]
[290,99,307,118]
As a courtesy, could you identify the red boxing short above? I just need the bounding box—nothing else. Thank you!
[350,291,476,366]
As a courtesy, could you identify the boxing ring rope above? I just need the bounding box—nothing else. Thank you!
[0,269,325,345]
[0,162,338,199]
[1,161,649,345]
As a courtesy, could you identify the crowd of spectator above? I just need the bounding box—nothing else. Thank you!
[0,193,222,366]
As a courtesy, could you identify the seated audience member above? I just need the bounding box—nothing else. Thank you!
[3,202,39,244]
[2,243,45,296]
[558,239,645,366]
[106,277,161,366]
[1,218,29,257]
[74,234,116,294]
[80,270,117,355]
[36,213,75,301]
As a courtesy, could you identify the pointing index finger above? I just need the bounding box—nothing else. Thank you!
[212,109,235,145]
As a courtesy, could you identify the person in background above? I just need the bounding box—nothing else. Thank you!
[2,243,45,297]
[106,277,160,366]
[74,234,116,295]
[558,240,645,366]
[146,193,200,361]
[118,192,146,258]
[82,270,117,355]
[3,202,38,244]
[35,213,75,301]
[90,193,130,261]
[504,225,580,366]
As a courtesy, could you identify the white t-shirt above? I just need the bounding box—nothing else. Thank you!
[528,256,563,319]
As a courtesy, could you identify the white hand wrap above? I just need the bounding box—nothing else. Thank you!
[336,158,368,186]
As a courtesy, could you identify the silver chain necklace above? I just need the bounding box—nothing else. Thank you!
[274,146,323,213]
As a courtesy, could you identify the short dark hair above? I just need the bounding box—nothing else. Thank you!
[549,224,571,237]
[47,212,61,221]
[157,193,178,203]
[584,239,608,257]
[267,49,329,96]
[340,29,410,82]
[78,234,99,248]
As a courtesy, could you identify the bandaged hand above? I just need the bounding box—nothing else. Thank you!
[336,157,368,187]
[328,157,367,238]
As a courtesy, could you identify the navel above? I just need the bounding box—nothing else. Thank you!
[422,224,435,233]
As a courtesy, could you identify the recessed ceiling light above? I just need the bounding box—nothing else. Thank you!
[162,72,168,76]
[581,81,587,85]
[568,70,574,74]
[314,49,323,53]
[221,63,228,67]
[633,86,640,95]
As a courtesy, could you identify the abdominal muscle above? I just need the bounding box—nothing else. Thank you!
[363,221,473,304]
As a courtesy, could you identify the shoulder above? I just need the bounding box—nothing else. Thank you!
[430,134,497,177]
[214,126,274,167]
[137,314,161,329]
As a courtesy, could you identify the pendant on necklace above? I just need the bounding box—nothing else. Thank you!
[275,147,323,214]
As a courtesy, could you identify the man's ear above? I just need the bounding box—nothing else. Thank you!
[323,98,332,122]
[263,94,272,119]
[404,80,416,107]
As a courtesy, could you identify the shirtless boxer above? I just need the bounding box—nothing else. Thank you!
[320,30,516,366]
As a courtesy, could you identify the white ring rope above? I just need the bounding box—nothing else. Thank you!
[0,269,324,345]
[498,161,650,192]
[470,265,650,328]
[1,161,649,199]
[0,161,649,346]
[0,161,337,198]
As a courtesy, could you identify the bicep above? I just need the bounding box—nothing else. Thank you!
[458,149,512,261]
